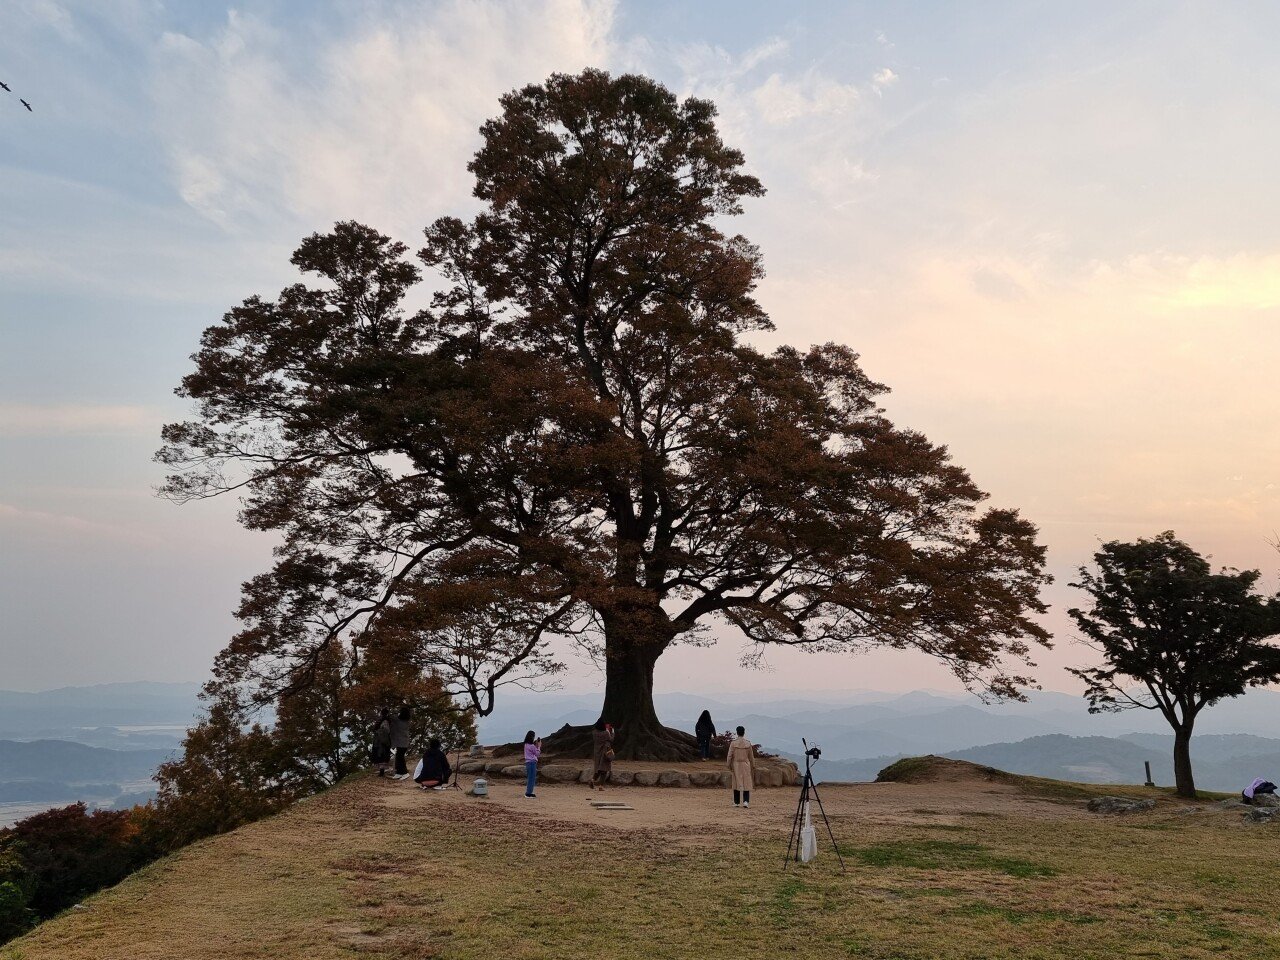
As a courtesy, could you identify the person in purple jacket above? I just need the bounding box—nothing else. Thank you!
[522,730,541,799]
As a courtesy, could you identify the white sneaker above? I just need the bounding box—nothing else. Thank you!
[733,802,740,808]
[432,785,446,791]
[743,802,750,808]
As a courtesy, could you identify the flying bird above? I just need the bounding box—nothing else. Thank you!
[0,81,10,92]
[20,99,32,112]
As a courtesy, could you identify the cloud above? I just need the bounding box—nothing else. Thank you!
[871,67,898,93]
[0,404,162,436]
[0,502,162,546]
[152,0,618,238]
[752,71,860,124]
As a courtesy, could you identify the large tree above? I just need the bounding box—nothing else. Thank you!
[161,69,1052,759]
[1069,532,1280,798]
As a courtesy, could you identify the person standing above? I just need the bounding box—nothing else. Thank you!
[371,708,392,777]
[726,725,755,808]
[390,705,412,780]
[695,710,716,761]
[523,730,541,798]
[591,719,615,789]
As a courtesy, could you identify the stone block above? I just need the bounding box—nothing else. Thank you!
[539,764,582,783]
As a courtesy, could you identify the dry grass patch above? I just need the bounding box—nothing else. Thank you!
[3,773,1277,959]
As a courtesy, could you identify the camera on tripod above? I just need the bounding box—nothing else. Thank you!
[786,738,845,872]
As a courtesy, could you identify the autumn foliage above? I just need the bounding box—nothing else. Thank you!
[160,69,1052,759]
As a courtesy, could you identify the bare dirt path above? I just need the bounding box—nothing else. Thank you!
[375,769,1090,835]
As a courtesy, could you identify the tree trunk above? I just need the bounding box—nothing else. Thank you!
[537,604,698,761]
[1172,726,1196,799]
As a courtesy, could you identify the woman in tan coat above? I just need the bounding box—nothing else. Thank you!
[590,719,615,790]
[726,725,756,808]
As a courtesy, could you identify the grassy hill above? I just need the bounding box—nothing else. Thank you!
[3,758,1276,959]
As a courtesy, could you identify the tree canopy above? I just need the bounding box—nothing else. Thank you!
[160,69,1053,759]
[1069,531,1280,797]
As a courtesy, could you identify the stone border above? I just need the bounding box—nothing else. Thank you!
[455,757,799,788]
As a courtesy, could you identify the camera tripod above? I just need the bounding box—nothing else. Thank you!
[784,739,846,872]
[444,743,465,791]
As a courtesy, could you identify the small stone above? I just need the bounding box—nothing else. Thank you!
[484,760,511,776]
[632,771,660,787]
[687,770,721,788]
[1087,796,1156,814]
[1254,794,1280,809]
[607,770,635,786]
[657,770,689,787]
[457,759,487,774]
[1243,807,1276,824]
[500,765,525,779]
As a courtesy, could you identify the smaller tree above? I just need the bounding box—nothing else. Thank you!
[0,804,150,919]
[1069,532,1280,797]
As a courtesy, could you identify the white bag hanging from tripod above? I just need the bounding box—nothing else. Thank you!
[800,799,818,863]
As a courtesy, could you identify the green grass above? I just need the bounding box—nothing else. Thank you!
[846,839,1058,878]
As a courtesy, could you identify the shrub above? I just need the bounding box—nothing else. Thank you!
[0,803,152,919]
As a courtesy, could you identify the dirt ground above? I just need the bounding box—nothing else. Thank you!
[379,766,1083,830]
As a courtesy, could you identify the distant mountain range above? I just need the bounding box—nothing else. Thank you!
[477,686,1280,757]
[477,686,1280,794]
[0,682,201,743]
[799,733,1280,794]
[0,683,197,827]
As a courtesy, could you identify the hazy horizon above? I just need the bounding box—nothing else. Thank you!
[3,1,1279,697]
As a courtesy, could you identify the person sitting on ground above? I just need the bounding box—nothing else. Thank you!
[726,725,756,809]
[591,719,615,790]
[695,709,715,761]
[371,708,392,777]
[1242,777,1278,805]
[414,738,452,791]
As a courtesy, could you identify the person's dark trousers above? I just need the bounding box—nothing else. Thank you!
[733,789,751,805]
[394,748,407,776]
[698,736,710,759]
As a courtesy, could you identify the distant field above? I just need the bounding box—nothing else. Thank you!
[5,760,1277,960]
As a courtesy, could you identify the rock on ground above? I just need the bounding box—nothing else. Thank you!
[1087,796,1156,814]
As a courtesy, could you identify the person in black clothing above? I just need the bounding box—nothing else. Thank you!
[695,709,716,761]
[390,705,412,779]
[415,738,452,790]
[371,708,392,777]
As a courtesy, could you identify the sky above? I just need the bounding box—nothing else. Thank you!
[2,0,1279,698]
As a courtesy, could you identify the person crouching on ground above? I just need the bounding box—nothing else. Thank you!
[371,708,392,777]
[1242,777,1277,804]
[727,725,756,808]
[523,730,541,799]
[415,738,452,790]
[591,719,615,790]
[695,709,715,760]
[390,705,412,780]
